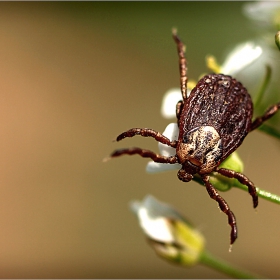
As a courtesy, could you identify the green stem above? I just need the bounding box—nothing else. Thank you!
[194,176,280,205]
[254,65,271,110]
[257,188,280,203]
[258,123,280,139]
[233,180,280,205]
[200,250,262,279]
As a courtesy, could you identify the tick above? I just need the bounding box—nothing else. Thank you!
[108,30,280,245]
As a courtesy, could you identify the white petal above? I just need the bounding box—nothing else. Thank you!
[138,208,174,242]
[146,161,181,173]
[130,195,184,242]
[139,195,182,220]
[161,88,182,118]
[158,123,179,156]
[161,122,179,140]
[243,1,280,24]
[221,42,262,76]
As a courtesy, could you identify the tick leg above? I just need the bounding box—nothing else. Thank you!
[172,29,188,101]
[216,168,258,208]
[116,128,177,148]
[202,175,237,245]
[110,147,178,164]
[176,100,184,124]
[250,102,280,131]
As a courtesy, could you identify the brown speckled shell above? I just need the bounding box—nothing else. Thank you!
[178,74,253,163]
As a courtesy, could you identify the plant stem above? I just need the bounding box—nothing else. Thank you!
[254,65,271,110]
[258,123,280,139]
[257,187,280,203]
[233,180,280,205]
[200,250,262,279]
[195,176,280,205]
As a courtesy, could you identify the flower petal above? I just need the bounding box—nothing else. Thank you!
[158,123,179,156]
[146,161,181,173]
[243,1,280,26]
[131,195,181,220]
[161,88,182,119]
[161,122,179,141]
[130,195,182,242]
[137,209,174,242]
[130,195,205,266]
[221,42,262,76]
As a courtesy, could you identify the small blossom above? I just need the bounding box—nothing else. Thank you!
[241,1,280,133]
[161,88,191,120]
[243,1,280,30]
[161,88,182,119]
[220,42,262,76]
[130,195,205,266]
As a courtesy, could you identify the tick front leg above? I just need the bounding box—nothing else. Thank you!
[110,147,178,164]
[172,29,188,101]
[116,128,177,148]
[202,175,237,245]
[216,168,258,208]
[176,100,184,124]
[250,102,280,131]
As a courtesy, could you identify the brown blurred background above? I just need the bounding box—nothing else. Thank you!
[0,2,279,278]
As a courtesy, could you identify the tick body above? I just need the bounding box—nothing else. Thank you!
[109,30,280,245]
[177,74,252,179]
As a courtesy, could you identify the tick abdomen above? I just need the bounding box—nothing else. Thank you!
[178,74,253,161]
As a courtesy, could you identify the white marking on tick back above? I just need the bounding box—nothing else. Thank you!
[177,126,222,173]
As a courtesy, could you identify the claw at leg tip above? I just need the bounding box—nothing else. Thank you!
[102,156,111,163]
[172,27,177,35]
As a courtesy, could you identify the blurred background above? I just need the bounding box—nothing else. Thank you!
[0,2,279,278]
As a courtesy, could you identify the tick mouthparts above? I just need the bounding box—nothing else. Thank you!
[188,156,202,167]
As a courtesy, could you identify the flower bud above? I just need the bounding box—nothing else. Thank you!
[130,195,205,266]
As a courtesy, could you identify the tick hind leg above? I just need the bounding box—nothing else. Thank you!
[110,147,178,164]
[115,128,177,148]
[216,168,258,208]
[202,175,237,245]
[250,102,280,131]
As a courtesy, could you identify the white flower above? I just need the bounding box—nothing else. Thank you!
[130,195,185,243]
[241,1,280,129]
[130,195,205,265]
[221,42,262,76]
[160,89,182,120]
[243,1,280,29]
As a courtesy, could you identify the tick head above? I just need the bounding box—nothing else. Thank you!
[177,126,223,175]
